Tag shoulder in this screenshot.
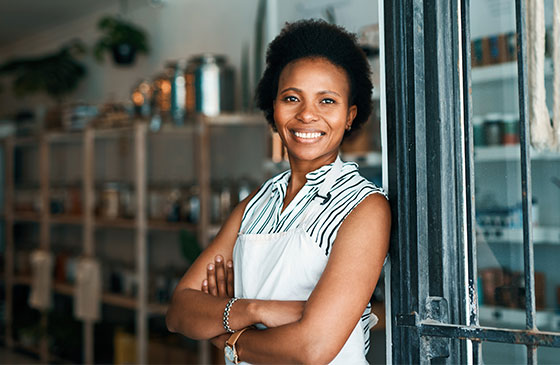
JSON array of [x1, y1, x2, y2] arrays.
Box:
[[347, 191, 391, 224], [333, 162, 390, 243], [335, 161, 387, 197], [335, 191, 391, 256]]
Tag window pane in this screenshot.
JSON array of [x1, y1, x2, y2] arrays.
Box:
[[470, 0, 560, 332], [482, 342, 528, 364]]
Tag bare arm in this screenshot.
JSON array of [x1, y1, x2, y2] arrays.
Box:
[[231, 193, 391, 364], [166, 191, 261, 339], [166, 189, 307, 340]]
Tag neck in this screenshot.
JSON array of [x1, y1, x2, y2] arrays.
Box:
[[286, 152, 338, 195]]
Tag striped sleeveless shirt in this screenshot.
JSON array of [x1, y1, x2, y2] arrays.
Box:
[[238, 158, 387, 354]]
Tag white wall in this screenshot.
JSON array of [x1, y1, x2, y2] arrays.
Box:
[[0, 0, 378, 117], [0, 0, 259, 114]]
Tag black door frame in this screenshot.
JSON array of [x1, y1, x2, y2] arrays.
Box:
[[383, 0, 560, 363]]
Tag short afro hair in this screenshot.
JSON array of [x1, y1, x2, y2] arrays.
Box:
[[255, 19, 373, 138]]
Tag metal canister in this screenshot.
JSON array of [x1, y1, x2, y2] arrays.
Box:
[[100, 183, 120, 218], [151, 64, 174, 121], [169, 59, 189, 125], [185, 54, 235, 117], [131, 79, 153, 118], [501, 114, 519, 145], [483, 114, 503, 146]]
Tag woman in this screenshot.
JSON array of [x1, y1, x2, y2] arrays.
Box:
[[166, 19, 391, 364]]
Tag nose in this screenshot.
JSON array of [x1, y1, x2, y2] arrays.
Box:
[[296, 102, 319, 123]]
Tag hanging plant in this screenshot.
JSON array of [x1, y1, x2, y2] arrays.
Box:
[[94, 16, 149, 65], [0, 40, 87, 102]]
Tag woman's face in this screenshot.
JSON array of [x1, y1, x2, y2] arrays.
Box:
[[273, 57, 357, 166]]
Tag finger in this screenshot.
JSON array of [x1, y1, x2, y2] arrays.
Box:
[[201, 279, 209, 293], [207, 263, 218, 296], [226, 260, 234, 297], [214, 255, 227, 297]]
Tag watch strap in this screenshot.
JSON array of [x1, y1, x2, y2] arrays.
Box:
[[226, 326, 251, 347]]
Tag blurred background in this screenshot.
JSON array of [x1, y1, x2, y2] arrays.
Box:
[[2, 0, 560, 364], [0, 0, 385, 364]]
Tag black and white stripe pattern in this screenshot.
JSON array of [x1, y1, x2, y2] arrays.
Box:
[[240, 159, 387, 255], [239, 160, 386, 354]]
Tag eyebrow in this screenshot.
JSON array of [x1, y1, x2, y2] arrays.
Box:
[[279, 87, 342, 97]]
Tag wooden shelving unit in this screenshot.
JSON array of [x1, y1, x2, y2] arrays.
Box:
[[1, 114, 268, 364]]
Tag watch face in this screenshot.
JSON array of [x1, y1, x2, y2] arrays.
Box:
[[225, 345, 237, 363]]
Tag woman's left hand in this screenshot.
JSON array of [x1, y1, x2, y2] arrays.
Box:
[[202, 254, 234, 297]]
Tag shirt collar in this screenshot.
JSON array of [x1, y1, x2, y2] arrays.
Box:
[[272, 155, 345, 191]]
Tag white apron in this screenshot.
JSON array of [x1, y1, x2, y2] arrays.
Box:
[[230, 158, 369, 364]]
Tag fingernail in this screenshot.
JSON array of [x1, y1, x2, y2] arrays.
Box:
[[208, 263, 214, 270], [202, 279, 208, 286], [227, 261, 233, 268], [215, 255, 223, 263]]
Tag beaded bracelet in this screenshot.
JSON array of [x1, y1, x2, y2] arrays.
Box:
[[223, 297, 239, 333]]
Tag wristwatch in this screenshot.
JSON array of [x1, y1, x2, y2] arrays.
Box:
[[224, 327, 251, 364]]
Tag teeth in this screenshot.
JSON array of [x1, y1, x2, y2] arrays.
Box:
[[294, 131, 322, 139]]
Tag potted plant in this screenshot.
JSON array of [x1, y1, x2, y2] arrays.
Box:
[[0, 40, 87, 101], [94, 16, 149, 65]]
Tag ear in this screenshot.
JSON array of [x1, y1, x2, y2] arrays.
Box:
[[346, 105, 357, 130]]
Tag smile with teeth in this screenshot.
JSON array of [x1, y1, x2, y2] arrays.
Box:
[[293, 131, 325, 139]]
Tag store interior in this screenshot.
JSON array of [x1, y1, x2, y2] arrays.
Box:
[[0, 0, 559, 364], [0, 0, 384, 364]]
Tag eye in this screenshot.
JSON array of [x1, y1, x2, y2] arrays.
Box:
[[283, 95, 299, 102], [320, 98, 336, 104]]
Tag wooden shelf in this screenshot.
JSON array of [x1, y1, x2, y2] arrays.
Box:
[[474, 145, 560, 163], [471, 59, 553, 84], [102, 292, 138, 310], [148, 302, 169, 316], [95, 217, 136, 229], [95, 217, 197, 232], [53, 282, 74, 296], [10, 213, 197, 232], [46, 132, 83, 143], [203, 113, 266, 126], [148, 220, 197, 232], [13, 212, 41, 222], [11, 276, 147, 312], [50, 214, 83, 225], [92, 126, 135, 138], [12, 136, 41, 146], [14, 275, 32, 286], [2, 119, 251, 363]]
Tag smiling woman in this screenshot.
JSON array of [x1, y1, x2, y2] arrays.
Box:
[[166, 19, 391, 364]]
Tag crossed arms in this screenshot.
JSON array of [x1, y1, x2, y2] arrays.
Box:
[[166, 191, 391, 364]]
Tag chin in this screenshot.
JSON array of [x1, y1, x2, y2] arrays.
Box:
[[287, 148, 338, 163]]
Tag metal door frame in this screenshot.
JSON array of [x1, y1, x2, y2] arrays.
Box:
[[383, 0, 560, 363]]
